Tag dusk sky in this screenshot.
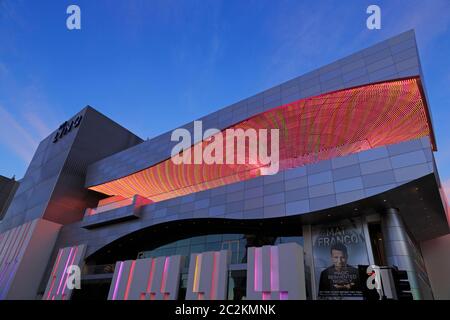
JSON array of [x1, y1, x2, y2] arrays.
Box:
[[1, 0, 449, 200]]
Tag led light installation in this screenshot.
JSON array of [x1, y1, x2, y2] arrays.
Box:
[[89, 77, 433, 203]]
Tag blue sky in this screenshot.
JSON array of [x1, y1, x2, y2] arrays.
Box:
[[0, 0, 449, 198]]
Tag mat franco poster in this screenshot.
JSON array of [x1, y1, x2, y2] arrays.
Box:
[[312, 218, 370, 300]]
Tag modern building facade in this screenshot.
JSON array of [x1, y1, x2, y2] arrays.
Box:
[[0, 30, 449, 300], [0, 175, 19, 220]]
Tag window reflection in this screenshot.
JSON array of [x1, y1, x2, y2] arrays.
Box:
[[137, 233, 304, 301], [138, 233, 304, 268]]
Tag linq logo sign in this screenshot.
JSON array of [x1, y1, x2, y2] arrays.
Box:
[[53, 115, 83, 143]]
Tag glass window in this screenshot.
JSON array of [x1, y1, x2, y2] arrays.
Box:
[[176, 246, 190, 256], [223, 234, 239, 241], [176, 239, 190, 247], [278, 236, 304, 246], [138, 232, 303, 268], [190, 235, 206, 245], [206, 234, 222, 242], [227, 270, 247, 300], [190, 244, 205, 253], [206, 242, 221, 251]]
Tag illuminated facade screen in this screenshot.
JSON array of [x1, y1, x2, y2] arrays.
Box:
[[89, 77, 432, 203]]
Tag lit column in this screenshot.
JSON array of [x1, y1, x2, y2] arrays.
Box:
[[246, 243, 306, 300], [186, 250, 230, 300], [381, 208, 421, 300]]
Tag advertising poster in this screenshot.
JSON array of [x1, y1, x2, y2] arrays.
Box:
[[312, 218, 370, 300]]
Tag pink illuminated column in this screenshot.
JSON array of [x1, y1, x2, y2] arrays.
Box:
[[42, 244, 86, 300], [107, 255, 183, 300], [186, 250, 230, 300], [247, 243, 306, 300]]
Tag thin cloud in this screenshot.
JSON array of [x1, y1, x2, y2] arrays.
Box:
[[172, 1, 224, 115], [442, 179, 450, 221], [0, 105, 37, 163], [262, 0, 450, 87], [443, 179, 450, 202], [0, 0, 27, 49], [389, 0, 450, 48], [0, 62, 7, 77], [262, 2, 355, 87], [23, 112, 52, 138]]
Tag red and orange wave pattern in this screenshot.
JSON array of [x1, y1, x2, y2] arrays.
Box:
[[89, 77, 432, 203]]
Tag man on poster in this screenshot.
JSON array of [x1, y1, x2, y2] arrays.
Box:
[[319, 243, 362, 296]]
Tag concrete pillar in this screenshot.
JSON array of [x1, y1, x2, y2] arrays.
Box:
[[381, 208, 421, 299]]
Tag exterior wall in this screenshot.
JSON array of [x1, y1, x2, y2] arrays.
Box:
[[420, 234, 450, 299], [0, 218, 61, 299], [247, 243, 306, 300], [55, 136, 437, 257], [0, 175, 19, 220], [85, 30, 423, 188]]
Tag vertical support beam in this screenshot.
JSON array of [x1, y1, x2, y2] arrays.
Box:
[[381, 208, 421, 300], [302, 224, 316, 300], [362, 215, 376, 266]]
